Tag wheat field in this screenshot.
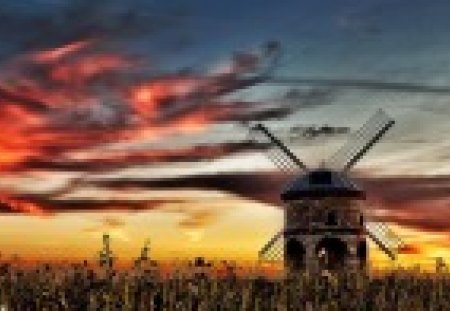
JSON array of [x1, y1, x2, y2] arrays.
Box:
[[0, 261, 449, 310]]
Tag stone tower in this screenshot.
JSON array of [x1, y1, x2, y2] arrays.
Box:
[[254, 109, 404, 273], [281, 169, 367, 273]]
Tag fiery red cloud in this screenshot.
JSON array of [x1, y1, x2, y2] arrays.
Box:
[[0, 40, 283, 214], [0, 193, 48, 216], [0, 41, 213, 169]]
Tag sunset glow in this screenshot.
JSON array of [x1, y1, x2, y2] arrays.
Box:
[[0, 0, 448, 274]]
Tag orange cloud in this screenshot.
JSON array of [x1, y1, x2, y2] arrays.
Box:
[[178, 210, 217, 229], [398, 244, 422, 255]]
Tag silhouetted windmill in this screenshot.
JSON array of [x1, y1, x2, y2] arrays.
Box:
[[134, 238, 156, 268], [134, 238, 148, 265], [250, 109, 403, 273], [99, 233, 114, 269]]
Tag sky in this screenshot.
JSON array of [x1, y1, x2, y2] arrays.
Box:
[[0, 0, 448, 269]]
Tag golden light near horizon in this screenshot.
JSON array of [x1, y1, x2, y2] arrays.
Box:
[[0, 195, 283, 265], [0, 193, 449, 271], [370, 223, 450, 271]]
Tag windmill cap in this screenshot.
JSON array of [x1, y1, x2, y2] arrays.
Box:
[[281, 169, 365, 200]]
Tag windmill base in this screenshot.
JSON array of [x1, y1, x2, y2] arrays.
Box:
[[285, 232, 368, 275]]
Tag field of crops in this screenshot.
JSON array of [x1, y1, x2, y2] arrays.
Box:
[[0, 261, 450, 310]]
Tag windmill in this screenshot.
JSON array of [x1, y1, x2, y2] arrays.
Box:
[[99, 233, 114, 269], [134, 238, 153, 268], [250, 109, 404, 273]]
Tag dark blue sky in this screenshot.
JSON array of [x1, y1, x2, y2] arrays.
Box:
[[2, 0, 450, 77]]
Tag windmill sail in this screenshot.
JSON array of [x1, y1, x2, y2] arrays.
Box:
[[249, 123, 308, 173], [365, 221, 403, 260], [326, 109, 395, 172], [259, 230, 284, 262]]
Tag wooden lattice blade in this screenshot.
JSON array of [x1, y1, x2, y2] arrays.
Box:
[[250, 123, 308, 172], [325, 109, 395, 171], [365, 222, 403, 260]]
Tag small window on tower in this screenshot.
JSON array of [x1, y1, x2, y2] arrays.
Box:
[[309, 171, 332, 184], [326, 210, 338, 226]]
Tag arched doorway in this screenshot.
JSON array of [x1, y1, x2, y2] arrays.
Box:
[[285, 238, 306, 270], [315, 237, 348, 270]]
